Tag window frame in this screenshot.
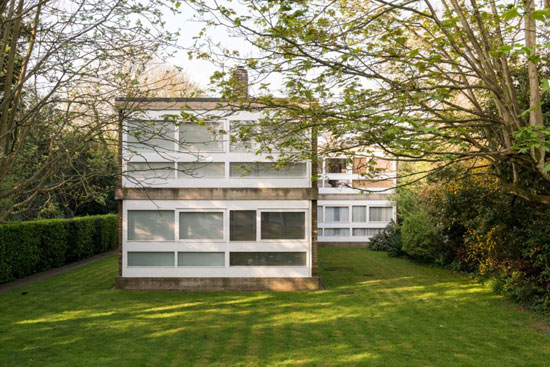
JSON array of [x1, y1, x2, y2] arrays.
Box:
[[177, 120, 225, 153], [177, 251, 226, 267], [126, 251, 176, 267], [126, 209, 176, 242], [259, 210, 307, 241], [369, 206, 394, 222], [324, 206, 350, 223]]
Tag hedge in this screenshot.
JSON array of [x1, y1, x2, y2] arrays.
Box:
[[0, 214, 117, 283]]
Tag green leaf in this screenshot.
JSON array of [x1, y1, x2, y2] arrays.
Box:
[[503, 8, 519, 21]]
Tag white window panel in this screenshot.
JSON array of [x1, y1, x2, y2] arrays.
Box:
[[127, 252, 174, 266], [352, 206, 367, 222], [324, 228, 350, 237], [369, 207, 393, 222], [127, 120, 175, 153], [260, 212, 305, 240], [178, 252, 225, 267], [317, 206, 323, 223], [127, 210, 175, 241], [353, 228, 383, 236], [177, 162, 225, 178], [179, 212, 224, 240], [325, 207, 349, 222], [126, 162, 175, 180], [179, 121, 224, 152]]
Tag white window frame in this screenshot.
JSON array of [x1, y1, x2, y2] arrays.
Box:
[[324, 206, 351, 223], [258, 209, 309, 242], [177, 120, 226, 153], [126, 251, 176, 268], [177, 251, 226, 268], [126, 209, 176, 243]]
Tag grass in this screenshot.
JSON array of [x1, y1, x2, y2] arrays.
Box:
[[0, 248, 549, 366]]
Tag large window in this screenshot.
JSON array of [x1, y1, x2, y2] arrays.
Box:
[[352, 206, 367, 222], [230, 252, 306, 266], [369, 207, 393, 222], [127, 120, 175, 153], [179, 212, 223, 240], [230, 210, 256, 241], [229, 120, 259, 152], [325, 207, 349, 222], [324, 228, 350, 237], [126, 162, 175, 180], [326, 158, 348, 174], [127, 252, 174, 266], [127, 210, 175, 241], [230, 162, 307, 178], [261, 212, 305, 240], [179, 121, 223, 152], [178, 252, 225, 267], [178, 162, 225, 178]]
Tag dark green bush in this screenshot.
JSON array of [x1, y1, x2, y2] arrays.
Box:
[[0, 214, 117, 283], [367, 221, 403, 257]]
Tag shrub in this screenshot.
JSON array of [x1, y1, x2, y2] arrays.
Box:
[[401, 209, 442, 262], [367, 221, 403, 257], [0, 214, 117, 283]]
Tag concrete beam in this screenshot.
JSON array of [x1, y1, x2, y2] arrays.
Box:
[[116, 188, 317, 200]]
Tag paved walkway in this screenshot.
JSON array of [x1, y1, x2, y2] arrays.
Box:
[[0, 250, 117, 294]]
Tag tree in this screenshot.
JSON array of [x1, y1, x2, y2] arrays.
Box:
[[187, 0, 550, 203], [0, 0, 182, 220]]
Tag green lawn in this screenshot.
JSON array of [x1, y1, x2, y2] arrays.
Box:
[[1, 248, 549, 366]]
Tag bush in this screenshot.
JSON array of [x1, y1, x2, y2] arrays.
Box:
[[367, 221, 403, 257], [0, 214, 117, 283], [401, 209, 442, 262]]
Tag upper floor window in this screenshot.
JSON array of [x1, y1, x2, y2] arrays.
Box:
[[326, 158, 348, 174], [179, 121, 224, 152], [230, 162, 307, 178], [127, 210, 175, 241], [127, 120, 175, 153], [369, 207, 393, 221], [126, 162, 175, 180], [177, 162, 225, 178]]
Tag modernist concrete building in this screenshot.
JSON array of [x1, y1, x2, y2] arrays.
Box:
[[317, 154, 397, 247], [114, 68, 320, 291]]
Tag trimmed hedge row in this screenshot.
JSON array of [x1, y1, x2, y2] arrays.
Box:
[[0, 214, 117, 283]]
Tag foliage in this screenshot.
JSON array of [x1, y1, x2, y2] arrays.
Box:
[[189, 0, 550, 204], [401, 209, 443, 263], [1, 250, 549, 366], [0, 215, 117, 283], [367, 221, 403, 257]]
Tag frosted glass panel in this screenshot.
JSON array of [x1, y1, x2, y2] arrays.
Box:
[[127, 210, 175, 241], [178, 252, 225, 266], [324, 228, 350, 237], [178, 162, 225, 178], [369, 207, 393, 221], [179, 121, 223, 152], [179, 212, 223, 240], [317, 206, 323, 223], [230, 120, 259, 152], [353, 228, 383, 236], [230, 210, 256, 241], [230, 162, 306, 177], [127, 252, 174, 266], [325, 207, 349, 222], [126, 162, 175, 180], [261, 212, 305, 240], [352, 206, 367, 222], [127, 120, 175, 152], [230, 252, 306, 266]]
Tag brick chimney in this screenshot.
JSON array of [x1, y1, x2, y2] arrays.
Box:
[[232, 66, 248, 98]]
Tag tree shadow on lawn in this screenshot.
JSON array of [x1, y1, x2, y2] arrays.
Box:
[[1, 253, 549, 366]]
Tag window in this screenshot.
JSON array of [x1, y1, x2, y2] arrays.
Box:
[[178, 162, 225, 178], [229, 120, 259, 152], [317, 206, 323, 223], [324, 228, 350, 237], [179, 212, 223, 240], [126, 162, 175, 180], [261, 212, 305, 240], [353, 157, 368, 174], [178, 252, 225, 267], [352, 206, 367, 222], [326, 158, 348, 173], [230, 162, 307, 178], [369, 207, 393, 222], [353, 228, 383, 236], [127, 120, 175, 152], [230, 210, 256, 241], [127, 210, 175, 241], [318, 228, 323, 236], [230, 252, 306, 266], [127, 252, 174, 266], [325, 207, 349, 222], [179, 121, 223, 152]]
